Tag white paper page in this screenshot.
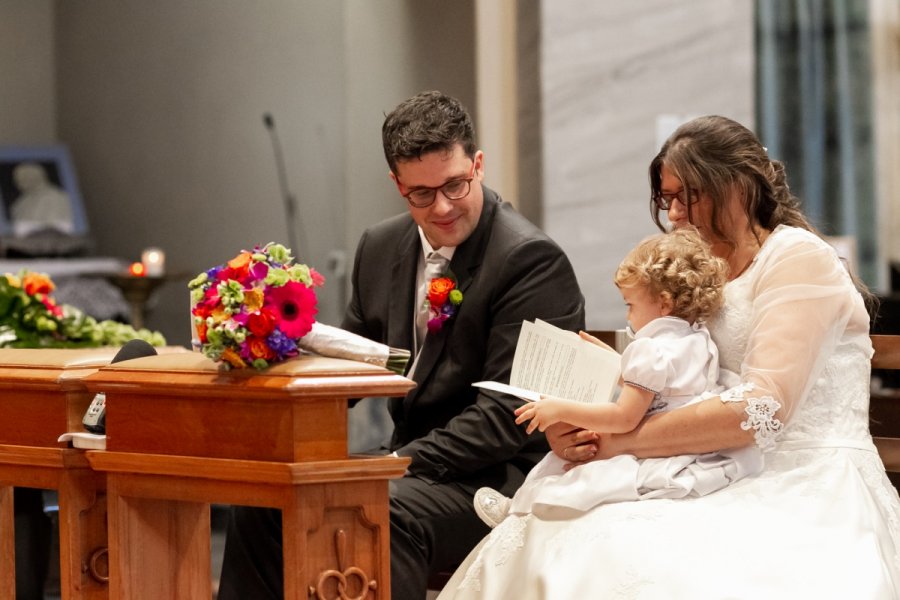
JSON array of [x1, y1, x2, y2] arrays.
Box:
[[510, 319, 620, 403]]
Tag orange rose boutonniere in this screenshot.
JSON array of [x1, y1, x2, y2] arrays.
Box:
[[425, 273, 463, 334]]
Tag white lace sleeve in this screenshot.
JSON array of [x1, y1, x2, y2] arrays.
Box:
[[718, 382, 783, 451], [727, 229, 869, 443]]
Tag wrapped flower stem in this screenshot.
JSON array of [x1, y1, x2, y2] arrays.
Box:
[[297, 322, 410, 375]]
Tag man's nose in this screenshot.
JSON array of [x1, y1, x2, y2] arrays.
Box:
[[430, 190, 454, 214]]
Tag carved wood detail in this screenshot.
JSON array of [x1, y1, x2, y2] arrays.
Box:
[[309, 529, 377, 600]]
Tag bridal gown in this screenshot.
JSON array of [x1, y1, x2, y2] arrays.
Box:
[[439, 226, 900, 599]]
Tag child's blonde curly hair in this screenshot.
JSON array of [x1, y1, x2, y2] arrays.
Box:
[[614, 227, 728, 324]]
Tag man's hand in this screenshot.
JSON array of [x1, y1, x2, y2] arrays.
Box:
[[544, 422, 599, 463]]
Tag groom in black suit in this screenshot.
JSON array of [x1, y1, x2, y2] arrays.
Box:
[[218, 90, 584, 599]]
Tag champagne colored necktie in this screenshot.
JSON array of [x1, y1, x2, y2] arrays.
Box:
[[416, 252, 449, 350]]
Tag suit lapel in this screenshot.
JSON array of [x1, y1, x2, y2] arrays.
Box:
[[449, 191, 498, 296], [388, 224, 420, 360]]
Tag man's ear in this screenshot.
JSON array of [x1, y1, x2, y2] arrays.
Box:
[[389, 170, 403, 195]]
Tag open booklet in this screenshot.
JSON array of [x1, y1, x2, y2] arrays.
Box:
[[474, 319, 622, 404]]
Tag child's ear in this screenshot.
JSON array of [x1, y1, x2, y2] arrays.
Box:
[[659, 292, 675, 316]]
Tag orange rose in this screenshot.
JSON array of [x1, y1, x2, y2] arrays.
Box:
[[428, 277, 455, 307], [23, 273, 55, 296], [247, 336, 276, 360]]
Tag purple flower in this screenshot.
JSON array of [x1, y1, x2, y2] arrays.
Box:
[[267, 329, 298, 358], [250, 261, 269, 280], [427, 315, 448, 334]]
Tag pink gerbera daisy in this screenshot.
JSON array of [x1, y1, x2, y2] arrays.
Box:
[[264, 281, 317, 339]]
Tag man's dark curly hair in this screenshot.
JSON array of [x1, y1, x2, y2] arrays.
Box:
[[382, 91, 477, 174]]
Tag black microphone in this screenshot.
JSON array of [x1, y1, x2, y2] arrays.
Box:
[[82, 339, 158, 434], [263, 112, 301, 256], [111, 338, 159, 364]]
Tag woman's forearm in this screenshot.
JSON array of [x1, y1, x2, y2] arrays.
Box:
[[600, 398, 755, 459]]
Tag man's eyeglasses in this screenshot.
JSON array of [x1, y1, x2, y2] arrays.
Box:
[[653, 188, 700, 211], [399, 163, 476, 208]]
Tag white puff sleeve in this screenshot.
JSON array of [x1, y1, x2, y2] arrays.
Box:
[[621, 337, 671, 396]]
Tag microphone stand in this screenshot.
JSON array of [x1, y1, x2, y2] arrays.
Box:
[[263, 113, 301, 257]]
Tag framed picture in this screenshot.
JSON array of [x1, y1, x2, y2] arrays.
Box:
[[0, 145, 89, 238]]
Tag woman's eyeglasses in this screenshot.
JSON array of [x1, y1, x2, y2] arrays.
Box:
[[653, 188, 700, 211]]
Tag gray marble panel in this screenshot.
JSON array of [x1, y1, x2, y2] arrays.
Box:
[[540, 0, 754, 329]]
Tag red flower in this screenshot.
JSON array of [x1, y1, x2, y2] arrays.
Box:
[[40, 296, 63, 317], [228, 251, 252, 272], [309, 268, 326, 287], [196, 321, 208, 343], [265, 281, 317, 339], [247, 308, 277, 337]]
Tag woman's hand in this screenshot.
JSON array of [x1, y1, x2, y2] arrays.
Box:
[[545, 422, 599, 463]]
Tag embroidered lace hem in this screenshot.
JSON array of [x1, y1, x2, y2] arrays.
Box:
[[715, 382, 783, 451]]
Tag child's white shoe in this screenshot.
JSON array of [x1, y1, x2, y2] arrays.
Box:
[[474, 487, 511, 528]]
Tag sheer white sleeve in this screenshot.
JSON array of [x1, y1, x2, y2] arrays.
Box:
[[718, 229, 869, 450]]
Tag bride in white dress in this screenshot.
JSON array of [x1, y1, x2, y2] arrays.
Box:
[[438, 115, 900, 599]]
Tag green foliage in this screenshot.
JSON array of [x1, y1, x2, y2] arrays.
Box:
[[0, 273, 166, 349]]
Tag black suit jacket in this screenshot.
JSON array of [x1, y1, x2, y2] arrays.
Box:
[[342, 187, 585, 490]]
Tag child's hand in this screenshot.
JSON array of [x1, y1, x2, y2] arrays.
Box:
[[514, 396, 568, 434], [578, 330, 616, 352]]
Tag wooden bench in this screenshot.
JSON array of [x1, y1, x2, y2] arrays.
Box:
[[869, 334, 900, 479]]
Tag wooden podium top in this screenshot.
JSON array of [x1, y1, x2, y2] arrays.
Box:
[[0, 347, 120, 389], [84, 352, 414, 400], [85, 352, 415, 461], [0, 347, 120, 367], [0, 347, 123, 446]]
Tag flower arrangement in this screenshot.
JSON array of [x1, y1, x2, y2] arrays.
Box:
[[425, 274, 463, 334], [0, 272, 166, 348], [189, 242, 325, 370]]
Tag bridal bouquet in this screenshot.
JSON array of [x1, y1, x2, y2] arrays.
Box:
[[0, 271, 166, 348], [189, 243, 409, 373]]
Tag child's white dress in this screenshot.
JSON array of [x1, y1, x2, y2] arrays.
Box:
[[508, 316, 762, 517]]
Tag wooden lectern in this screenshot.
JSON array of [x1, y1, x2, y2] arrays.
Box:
[[84, 352, 414, 599], [0, 348, 121, 600]]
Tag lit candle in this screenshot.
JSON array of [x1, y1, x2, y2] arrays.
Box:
[[129, 262, 146, 277], [141, 248, 166, 277]]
